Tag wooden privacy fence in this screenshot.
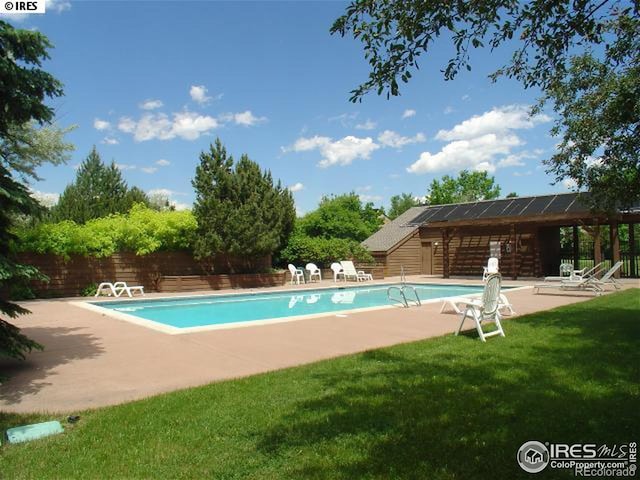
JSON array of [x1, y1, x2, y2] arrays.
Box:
[[17, 252, 271, 297]]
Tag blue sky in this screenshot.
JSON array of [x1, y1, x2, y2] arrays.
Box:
[[5, 1, 570, 214]]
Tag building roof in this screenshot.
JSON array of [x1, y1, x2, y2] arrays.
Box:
[[362, 206, 424, 253], [363, 192, 640, 253]]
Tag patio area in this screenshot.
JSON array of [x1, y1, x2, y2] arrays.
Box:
[[1, 277, 637, 413]]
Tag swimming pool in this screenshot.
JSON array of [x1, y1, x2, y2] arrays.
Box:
[[86, 283, 494, 333]]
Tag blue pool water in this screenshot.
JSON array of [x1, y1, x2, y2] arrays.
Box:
[[93, 283, 490, 330]]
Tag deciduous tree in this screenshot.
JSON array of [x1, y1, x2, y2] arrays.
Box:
[[427, 170, 501, 205], [331, 1, 639, 210], [388, 193, 420, 220]]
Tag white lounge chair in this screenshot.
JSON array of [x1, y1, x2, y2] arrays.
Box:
[[441, 292, 515, 316], [590, 261, 624, 290], [544, 263, 575, 282], [544, 262, 604, 282], [482, 257, 499, 281], [331, 262, 345, 282], [305, 263, 322, 282], [455, 273, 505, 342], [340, 261, 373, 282], [288, 264, 305, 285], [95, 282, 124, 297], [114, 282, 145, 297], [534, 275, 602, 295], [95, 282, 144, 298]]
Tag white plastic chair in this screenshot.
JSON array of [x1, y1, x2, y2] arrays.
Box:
[[288, 264, 305, 285], [305, 263, 322, 282], [455, 273, 505, 342], [482, 257, 499, 282], [441, 292, 515, 316], [331, 262, 345, 282]]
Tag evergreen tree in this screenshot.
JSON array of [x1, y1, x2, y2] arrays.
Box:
[[0, 21, 71, 363], [52, 147, 147, 222], [192, 139, 295, 270]]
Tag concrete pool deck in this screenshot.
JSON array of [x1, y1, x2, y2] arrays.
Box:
[[1, 276, 638, 413]]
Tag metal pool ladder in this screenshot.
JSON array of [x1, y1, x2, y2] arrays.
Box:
[[387, 266, 421, 308]]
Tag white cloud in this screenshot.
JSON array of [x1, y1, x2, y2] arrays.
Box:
[[513, 170, 533, 177], [286, 135, 379, 168], [377, 130, 426, 149], [435, 105, 551, 141], [30, 190, 59, 208], [140, 167, 158, 174], [190, 85, 211, 104], [328, 112, 358, 128], [407, 133, 522, 174], [156, 159, 171, 166], [94, 118, 111, 131], [355, 119, 377, 130], [360, 194, 383, 202], [288, 182, 304, 192], [562, 178, 578, 190], [101, 137, 119, 145], [356, 185, 372, 192], [402, 109, 416, 119], [461, 94, 470, 101], [389, 173, 401, 179], [115, 163, 136, 171], [139, 99, 163, 110], [443, 106, 455, 115], [223, 110, 267, 127], [408, 105, 551, 174], [118, 111, 218, 141]]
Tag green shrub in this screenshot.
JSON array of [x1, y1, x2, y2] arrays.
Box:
[[280, 234, 374, 267], [13, 204, 197, 258], [80, 283, 98, 297]]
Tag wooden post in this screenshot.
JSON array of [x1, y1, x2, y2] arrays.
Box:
[[572, 225, 580, 271], [442, 228, 450, 279], [510, 224, 517, 280], [610, 221, 621, 278], [630, 223, 637, 278], [593, 223, 602, 267]]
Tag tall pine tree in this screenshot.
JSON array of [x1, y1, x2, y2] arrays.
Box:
[[192, 139, 295, 271], [53, 147, 149, 223], [1, 21, 70, 363]]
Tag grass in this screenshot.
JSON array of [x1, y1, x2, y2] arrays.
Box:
[[1, 289, 638, 479]]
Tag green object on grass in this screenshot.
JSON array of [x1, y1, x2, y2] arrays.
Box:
[[6, 421, 64, 444]]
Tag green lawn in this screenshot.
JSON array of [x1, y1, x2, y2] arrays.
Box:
[[1, 290, 638, 479]]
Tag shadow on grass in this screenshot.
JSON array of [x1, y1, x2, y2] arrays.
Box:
[[257, 297, 639, 479], [0, 326, 104, 408]]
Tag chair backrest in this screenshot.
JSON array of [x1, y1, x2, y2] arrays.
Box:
[[481, 273, 502, 317], [305, 263, 318, 272], [559, 263, 573, 276], [487, 257, 499, 273], [600, 261, 623, 281], [288, 264, 297, 275], [581, 262, 605, 279], [330, 262, 343, 274], [340, 260, 357, 274]]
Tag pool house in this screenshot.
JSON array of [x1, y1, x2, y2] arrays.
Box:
[[363, 193, 640, 279]]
